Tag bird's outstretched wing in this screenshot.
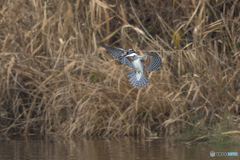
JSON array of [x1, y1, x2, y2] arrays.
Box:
[[103, 45, 124, 61], [141, 53, 162, 72], [103, 45, 134, 68]]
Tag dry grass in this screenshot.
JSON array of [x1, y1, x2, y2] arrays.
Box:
[[0, 0, 240, 138]]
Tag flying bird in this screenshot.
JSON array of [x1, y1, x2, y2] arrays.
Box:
[[103, 45, 161, 88]]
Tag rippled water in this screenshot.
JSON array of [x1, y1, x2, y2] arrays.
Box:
[[0, 136, 239, 160]]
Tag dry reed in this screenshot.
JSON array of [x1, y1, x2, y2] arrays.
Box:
[[0, 0, 239, 138]]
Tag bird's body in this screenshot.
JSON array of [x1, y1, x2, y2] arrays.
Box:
[[131, 57, 144, 76], [103, 45, 161, 88], [126, 53, 144, 75]]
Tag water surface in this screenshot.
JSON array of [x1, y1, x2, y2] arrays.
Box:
[[0, 136, 239, 160]]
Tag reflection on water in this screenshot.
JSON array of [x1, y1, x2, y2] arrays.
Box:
[[0, 136, 239, 160]]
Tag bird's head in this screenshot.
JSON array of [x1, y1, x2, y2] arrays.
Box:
[[125, 53, 138, 59], [126, 49, 135, 54]]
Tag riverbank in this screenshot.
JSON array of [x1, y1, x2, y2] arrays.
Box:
[[0, 0, 239, 140]]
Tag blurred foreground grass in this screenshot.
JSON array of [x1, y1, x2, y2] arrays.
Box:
[[0, 0, 239, 139]]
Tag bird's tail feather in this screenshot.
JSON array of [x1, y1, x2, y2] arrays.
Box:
[[127, 70, 148, 88]]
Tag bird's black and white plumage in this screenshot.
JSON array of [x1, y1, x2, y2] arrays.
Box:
[[103, 45, 135, 68], [103, 45, 162, 88]]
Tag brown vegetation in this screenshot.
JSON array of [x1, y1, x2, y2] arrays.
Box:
[[0, 0, 240, 138]]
